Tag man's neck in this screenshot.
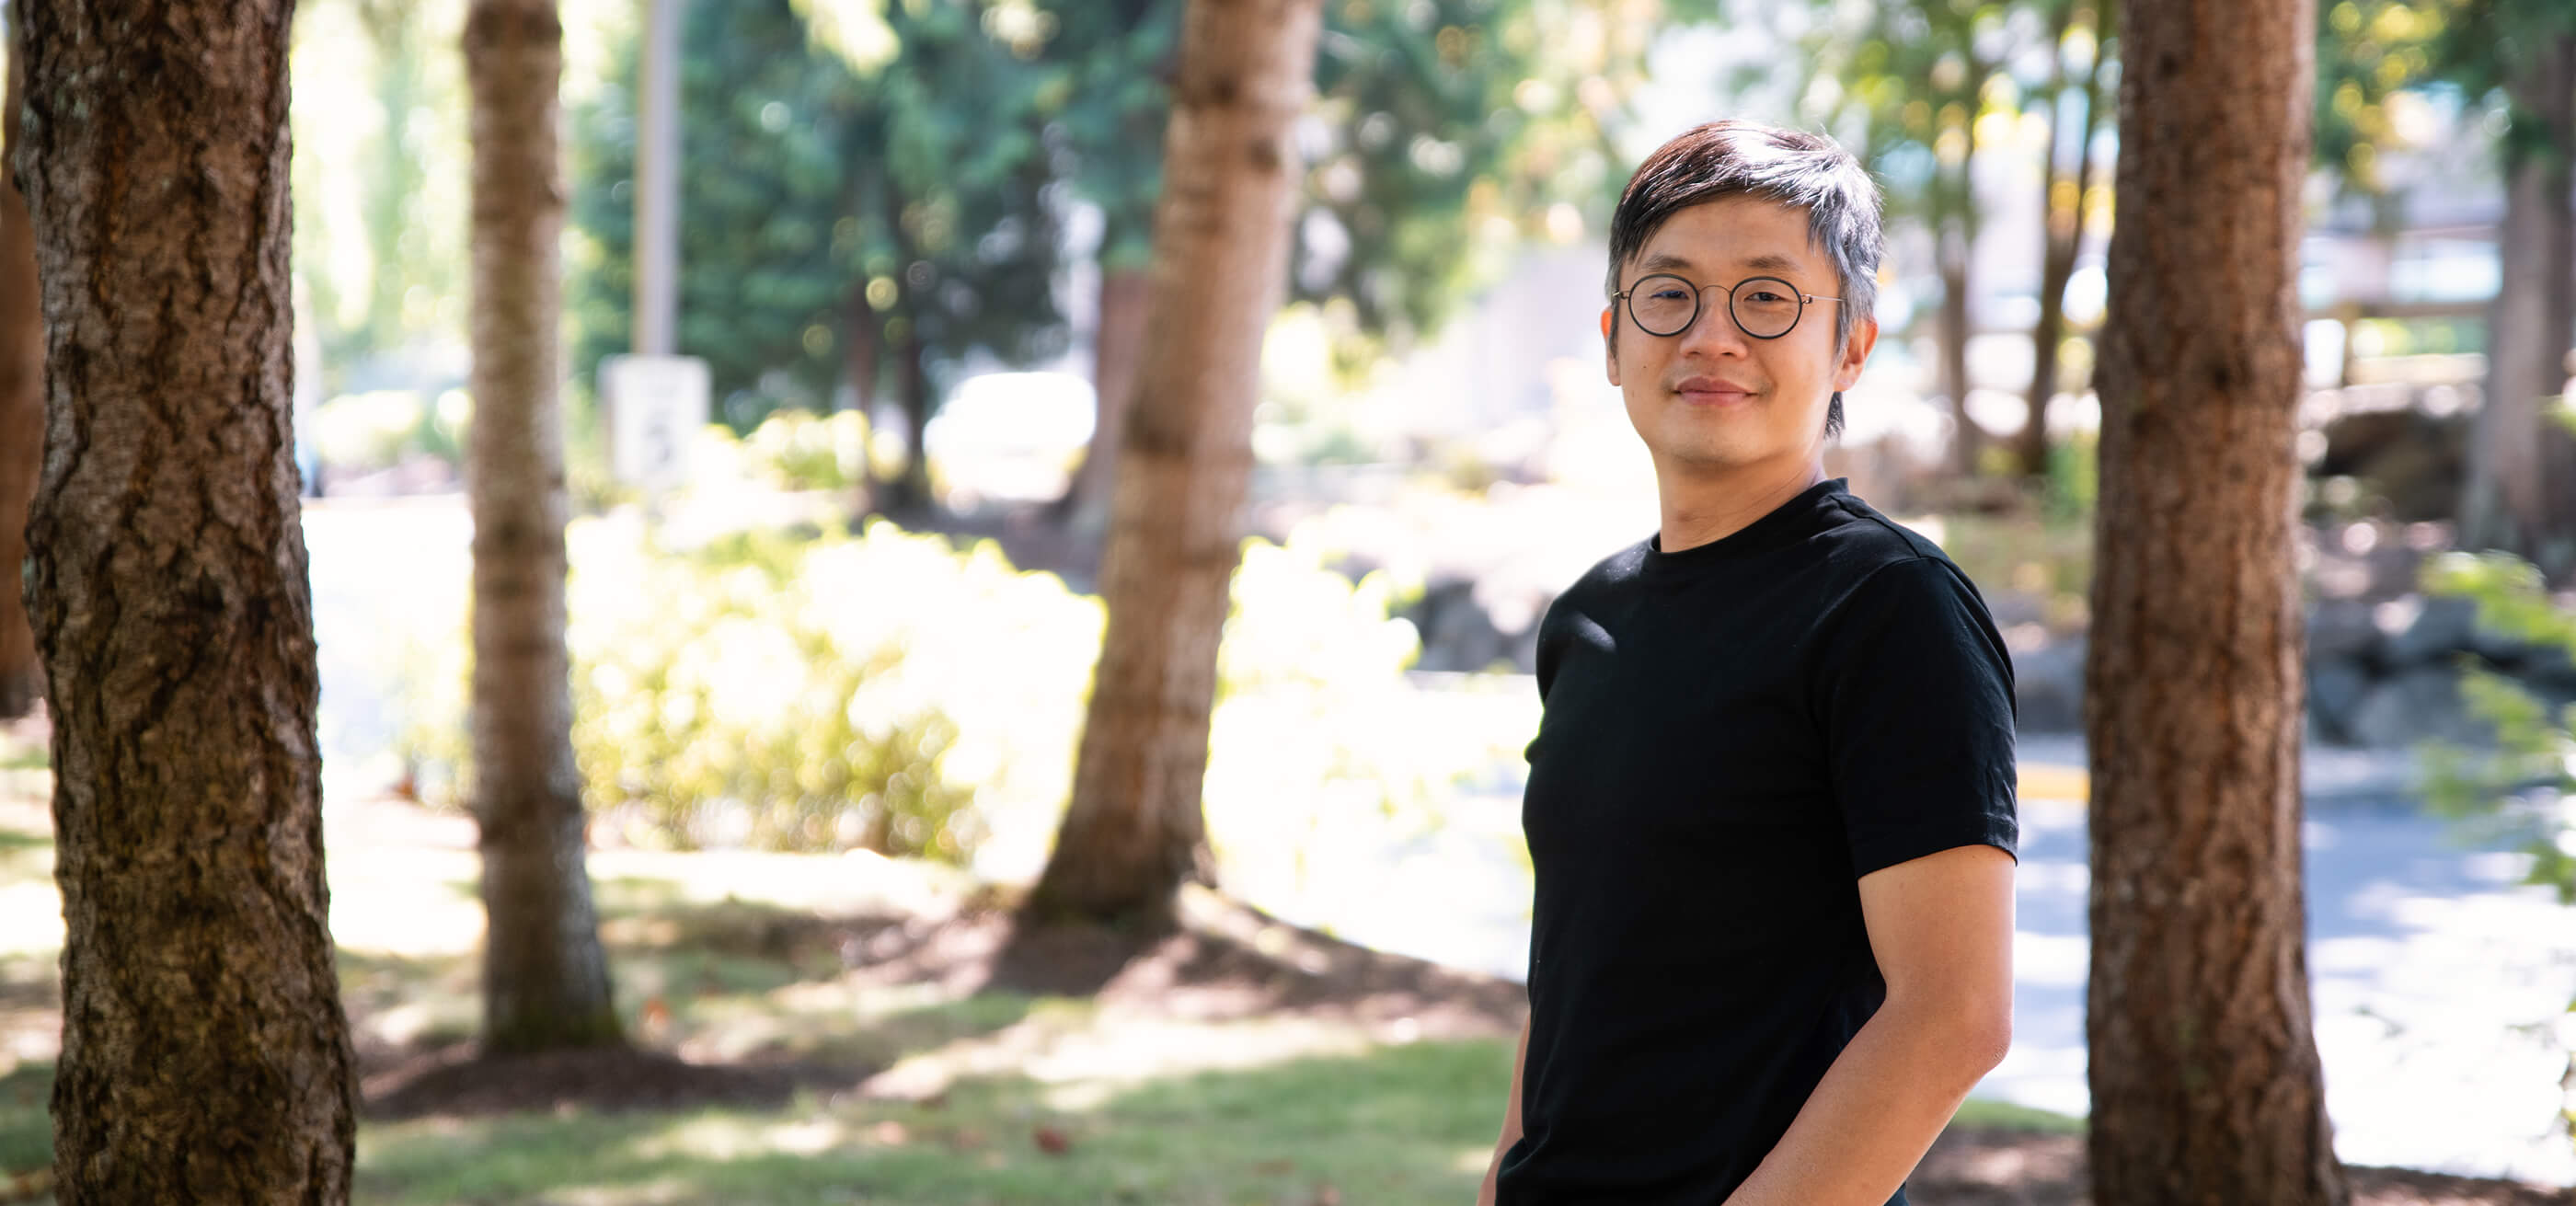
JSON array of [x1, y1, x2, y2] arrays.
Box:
[[1653, 459, 1828, 554]]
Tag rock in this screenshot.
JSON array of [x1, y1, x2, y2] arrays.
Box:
[[2012, 637, 2086, 734], [2312, 407, 2467, 523], [1408, 578, 1535, 673], [2517, 641, 2576, 693], [2306, 658, 2370, 745], [2306, 598, 2384, 664], [2386, 594, 2478, 666], [2345, 665, 2494, 750]]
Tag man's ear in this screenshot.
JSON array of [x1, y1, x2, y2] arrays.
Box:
[[1601, 307, 1620, 386], [1833, 316, 1880, 392]]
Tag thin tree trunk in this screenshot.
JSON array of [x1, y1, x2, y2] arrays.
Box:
[[466, 0, 622, 1054], [1938, 221, 1978, 476], [884, 322, 933, 513], [18, 2, 358, 1199], [0, 24, 43, 719], [1052, 262, 1152, 532], [842, 276, 879, 509], [2462, 32, 2575, 567], [2083, 0, 2345, 1201], [2020, 2, 2104, 481], [1022, 0, 1325, 929]]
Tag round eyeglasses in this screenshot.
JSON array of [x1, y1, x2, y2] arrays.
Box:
[[1612, 273, 1843, 340]]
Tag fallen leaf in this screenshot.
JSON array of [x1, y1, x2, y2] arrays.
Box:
[[1034, 1124, 1071, 1155]]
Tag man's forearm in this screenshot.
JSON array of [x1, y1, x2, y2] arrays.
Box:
[[1722, 1001, 2007, 1206]]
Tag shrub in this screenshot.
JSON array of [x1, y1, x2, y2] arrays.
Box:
[[392, 516, 1528, 877], [2418, 552, 2576, 903], [397, 519, 1101, 865]]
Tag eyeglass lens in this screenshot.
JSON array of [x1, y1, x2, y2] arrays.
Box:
[[1627, 274, 1803, 339]]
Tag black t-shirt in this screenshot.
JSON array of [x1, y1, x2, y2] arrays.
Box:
[[1496, 477, 2018, 1206]]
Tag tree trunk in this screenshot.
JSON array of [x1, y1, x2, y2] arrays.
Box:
[[2460, 32, 2575, 566], [1052, 263, 1152, 533], [842, 277, 879, 509], [17, 3, 359, 1200], [2083, 0, 2346, 1202], [881, 322, 933, 514], [1938, 223, 1978, 476], [0, 24, 44, 719], [1022, 0, 1324, 929], [466, 0, 622, 1054]]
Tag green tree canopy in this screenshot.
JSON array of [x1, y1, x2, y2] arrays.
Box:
[[570, 0, 1065, 431]]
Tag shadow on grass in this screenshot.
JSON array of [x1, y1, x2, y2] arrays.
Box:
[[356, 1037, 1514, 1206]]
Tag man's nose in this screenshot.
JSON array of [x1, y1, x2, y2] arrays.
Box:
[[1674, 287, 1749, 357]]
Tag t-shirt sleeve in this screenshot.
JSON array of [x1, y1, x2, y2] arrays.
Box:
[[1814, 556, 2020, 877]]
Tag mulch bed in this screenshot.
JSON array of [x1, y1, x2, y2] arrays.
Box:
[[362, 1045, 865, 1120]]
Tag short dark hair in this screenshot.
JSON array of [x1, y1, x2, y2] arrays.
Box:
[[1606, 121, 1883, 439]]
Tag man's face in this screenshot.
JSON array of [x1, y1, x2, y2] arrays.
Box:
[[1604, 195, 1876, 477]]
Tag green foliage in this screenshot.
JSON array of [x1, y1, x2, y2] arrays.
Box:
[[290, 0, 475, 384], [2419, 552, 2576, 904], [1033, 0, 1642, 373], [569, 0, 1066, 431], [2317, 0, 2576, 197], [1778, 1, 2048, 233], [2041, 428, 2098, 521], [725, 408, 877, 492]]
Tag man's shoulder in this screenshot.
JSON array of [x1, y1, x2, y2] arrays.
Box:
[[1558, 537, 1656, 602], [1812, 489, 1954, 576]]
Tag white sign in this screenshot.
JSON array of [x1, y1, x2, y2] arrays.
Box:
[[602, 353, 709, 496]]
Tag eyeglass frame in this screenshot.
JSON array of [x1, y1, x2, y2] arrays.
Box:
[[1610, 272, 1845, 341]]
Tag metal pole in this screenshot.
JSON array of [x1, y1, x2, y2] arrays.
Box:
[[633, 0, 680, 356]]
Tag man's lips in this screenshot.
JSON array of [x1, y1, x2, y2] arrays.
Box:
[[1673, 378, 1756, 403]]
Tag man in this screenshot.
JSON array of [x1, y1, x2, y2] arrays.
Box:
[[1478, 120, 2018, 1206]]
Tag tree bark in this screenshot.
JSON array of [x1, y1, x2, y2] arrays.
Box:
[[17, 2, 359, 1200], [466, 0, 622, 1054], [1022, 0, 1324, 928], [1052, 262, 1152, 533], [2459, 32, 2575, 567], [0, 22, 44, 719], [2083, 0, 2346, 1202]]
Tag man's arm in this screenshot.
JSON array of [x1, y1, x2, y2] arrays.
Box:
[[1724, 843, 2016, 1206], [1476, 1017, 1531, 1205]]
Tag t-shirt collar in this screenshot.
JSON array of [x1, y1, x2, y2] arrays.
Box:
[[1643, 477, 1850, 576]]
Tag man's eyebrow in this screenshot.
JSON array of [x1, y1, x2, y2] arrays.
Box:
[[1634, 250, 1808, 276]]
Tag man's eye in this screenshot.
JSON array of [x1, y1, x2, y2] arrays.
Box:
[[1743, 290, 1791, 304], [1649, 288, 1693, 302]]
